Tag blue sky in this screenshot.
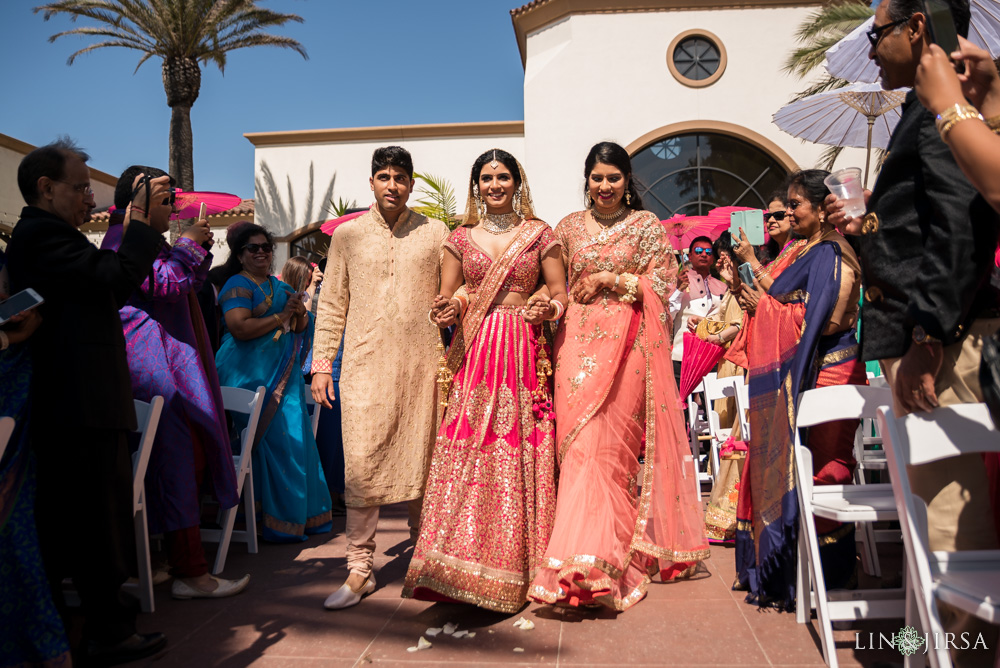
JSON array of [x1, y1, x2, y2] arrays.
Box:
[[0, 1, 527, 198]]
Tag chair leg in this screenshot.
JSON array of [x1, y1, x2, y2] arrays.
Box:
[[245, 464, 258, 555], [796, 528, 809, 624], [806, 518, 839, 667], [135, 497, 154, 613], [857, 521, 875, 577], [212, 505, 237, 576]]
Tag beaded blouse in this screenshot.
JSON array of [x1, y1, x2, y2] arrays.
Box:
[[443, 224, 560, 295]]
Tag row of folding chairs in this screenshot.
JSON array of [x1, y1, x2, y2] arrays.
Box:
[[794, 383, 1000, 668], [686, 372, 750, 496]]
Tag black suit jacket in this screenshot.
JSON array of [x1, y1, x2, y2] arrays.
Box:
[[7, 206, 164, 432], [859, 91, 1000, 362]]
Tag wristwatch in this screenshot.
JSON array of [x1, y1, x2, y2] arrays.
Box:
[[912, 325, 941, 346]]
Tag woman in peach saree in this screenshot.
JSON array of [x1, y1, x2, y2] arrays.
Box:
[[529, 142, 710, 612]]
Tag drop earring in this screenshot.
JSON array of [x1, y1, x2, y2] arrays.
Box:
[[626, 191, 631, 206], [473, 184, 485, 220], [513, 185, 523, 216]]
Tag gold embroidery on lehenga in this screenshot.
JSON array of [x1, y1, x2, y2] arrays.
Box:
[[492, 384, 516, 438]]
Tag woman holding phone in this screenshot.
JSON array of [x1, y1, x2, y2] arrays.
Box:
[[732, 170, 866, 609], [215, 224, 333, 543]]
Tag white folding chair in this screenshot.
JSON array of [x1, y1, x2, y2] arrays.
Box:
[[879, 403, 1000, 668], [0, 416, 15, 463], [793, 384, 903, 668], [702, 374, 744, 484], [201, 385, 266, 575], [121, 396, 164, 613], [687, 377, 712, 495], [732, 377, 751, 441]]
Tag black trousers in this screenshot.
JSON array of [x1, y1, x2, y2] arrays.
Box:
[[32, 425, 138, 644]]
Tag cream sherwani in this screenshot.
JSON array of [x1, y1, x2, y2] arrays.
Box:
[[312, 204, 448, 509]]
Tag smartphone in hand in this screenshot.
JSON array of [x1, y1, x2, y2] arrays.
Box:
[[923, 0, 964, 71], [0, 288, 44, 325], [737, 262, 755, 286]]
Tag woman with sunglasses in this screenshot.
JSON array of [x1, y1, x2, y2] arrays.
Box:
[[731, 190, 799, 293], [732, 171, 866, 610], [215, 223, 333, 543]]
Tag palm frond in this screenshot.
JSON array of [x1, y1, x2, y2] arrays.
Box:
[[783, 0, 873, 77], [412, 172, 459, 229], [790, 74, 851, 103], [817, 145, 844, 171], [326, 197, 358, 219]]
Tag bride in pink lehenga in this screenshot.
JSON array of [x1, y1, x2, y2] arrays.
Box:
[[401, 149, 568, 613], [529, 142, 710, 612]]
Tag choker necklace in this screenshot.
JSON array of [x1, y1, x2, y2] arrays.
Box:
[[242, 270, 273, 308], [592, 204, 627, 222], [481, 212, 520, 235]]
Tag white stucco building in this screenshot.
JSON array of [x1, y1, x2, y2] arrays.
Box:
[[248, 0, 867, 264]]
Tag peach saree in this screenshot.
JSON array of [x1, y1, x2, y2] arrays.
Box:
[[529, 210, 710, 611]]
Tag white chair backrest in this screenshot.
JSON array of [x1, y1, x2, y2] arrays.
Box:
[[131, 396, 164, 504], [882, 402, 1000, 467], [703, 374, 739, 403], [796, 384, 893, 429], [867, 375, 889, 389], [0, 416, 14, 464], [220, 386, 267, 495]]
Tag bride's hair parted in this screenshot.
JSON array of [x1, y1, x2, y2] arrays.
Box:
[[583, 142, 644, 211], [469, 148, 522, 192]]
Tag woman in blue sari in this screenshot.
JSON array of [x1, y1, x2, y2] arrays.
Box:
[[215, 224, 333, 543], [0, 249, 70, 667], [733, 170, 866, 610]]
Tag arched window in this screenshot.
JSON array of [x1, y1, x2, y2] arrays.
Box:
[[289, 227, 330, 265], [631, 132, 789, 219]]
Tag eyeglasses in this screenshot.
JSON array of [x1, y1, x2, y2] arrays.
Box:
[[55, 180, 94, 197], [243, 243, 274, 254], [691, 247, 714, 255], [764, 211, 786, 222], [867, 17, 909, 48]]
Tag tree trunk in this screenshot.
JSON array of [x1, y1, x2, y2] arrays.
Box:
[[162, 56, 201, 192], [168, 105, 194, 192]]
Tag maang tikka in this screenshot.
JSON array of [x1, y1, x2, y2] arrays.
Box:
[[490, 150, 499, 169]]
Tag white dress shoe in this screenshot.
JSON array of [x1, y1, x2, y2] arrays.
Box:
[[171, 574, 251, 599], [324, 574, 376, 609]]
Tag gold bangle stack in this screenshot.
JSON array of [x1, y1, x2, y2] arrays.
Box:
[[935, 103, 984, 141], [986, 115, 1000, 135], [619, 273, 639, 304]]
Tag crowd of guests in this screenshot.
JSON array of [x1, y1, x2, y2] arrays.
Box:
[[2, 0, 1000, 664]]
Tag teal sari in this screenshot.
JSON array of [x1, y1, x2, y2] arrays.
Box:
[[216, 274, 332, 543]]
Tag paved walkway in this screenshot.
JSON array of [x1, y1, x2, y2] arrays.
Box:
[[132, 503, 906, 667]]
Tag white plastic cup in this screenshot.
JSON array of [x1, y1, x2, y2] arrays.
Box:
[[824, 168, 866, 219]]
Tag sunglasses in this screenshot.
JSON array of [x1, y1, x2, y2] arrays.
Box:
[[764, 211, 786, 222], [243, 243, 274, 254], [867, 17, 909, 48], [691, 247, 714, 255]]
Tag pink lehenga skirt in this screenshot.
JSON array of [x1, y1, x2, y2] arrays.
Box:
[[402, 305, 557, 613]]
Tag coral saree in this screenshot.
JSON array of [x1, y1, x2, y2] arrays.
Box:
[[733, 231, 865, 610], [529, 210, 709, 612], [402, 220, 559, 613]]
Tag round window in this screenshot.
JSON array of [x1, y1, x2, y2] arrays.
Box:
[[667, 30, 727, 88]]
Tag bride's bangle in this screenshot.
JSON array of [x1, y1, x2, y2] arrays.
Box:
[[547, 300, 565, 321]]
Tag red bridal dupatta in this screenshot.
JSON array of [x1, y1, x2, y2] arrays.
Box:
[[403, 218, 559, 613], [529, 210, 709, 611]]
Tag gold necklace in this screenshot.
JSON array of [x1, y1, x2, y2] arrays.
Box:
[[481, 212, 520, 235], [592, 211, 633, 243], [592, 204, 626, 222], [242, 271, 273, 309]]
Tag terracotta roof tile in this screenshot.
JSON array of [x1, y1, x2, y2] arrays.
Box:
[[86, 198, 254, 224]]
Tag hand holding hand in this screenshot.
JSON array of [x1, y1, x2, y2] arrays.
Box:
[[523, 295, 551, 325], [571, 271, 614, 304], [431, 294, 457, 327]]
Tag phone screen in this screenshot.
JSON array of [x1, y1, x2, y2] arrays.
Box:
[[0, 289, 44, 324], [924, 0, 960, 55]]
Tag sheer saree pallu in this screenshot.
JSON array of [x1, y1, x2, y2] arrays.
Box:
[[403, 221, 557, 613], [734, 240, 863, 610], [216, 275, 333, 543], [529, 211, 709, 612]]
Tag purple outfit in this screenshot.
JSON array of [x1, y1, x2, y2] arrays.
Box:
[[102, 224, 238, 534]]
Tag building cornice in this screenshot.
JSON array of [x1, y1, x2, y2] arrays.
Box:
[[0, 132, 118, 186], [509, 0, 827, 67], [245, 121, 525, 147]]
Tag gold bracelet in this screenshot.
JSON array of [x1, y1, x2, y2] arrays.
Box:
[[986, 115, 1000, 134], [936, 103, 984, 141], [619, 273, 639, 304]]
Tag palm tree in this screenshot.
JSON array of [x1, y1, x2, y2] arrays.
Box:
[[35, 0, 307, 191], [783, 0, 874, 168], [412, 172, 461, 229]]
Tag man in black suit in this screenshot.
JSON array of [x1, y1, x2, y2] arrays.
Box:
[[828, 1, 1000, 662], [7, 139, 171, 664]]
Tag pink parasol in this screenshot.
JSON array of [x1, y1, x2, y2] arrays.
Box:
[[171, 190, 242, 220], [679, 332, 725, 400], [661, 213, 729, 253], [320, 210, 366, 235]]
